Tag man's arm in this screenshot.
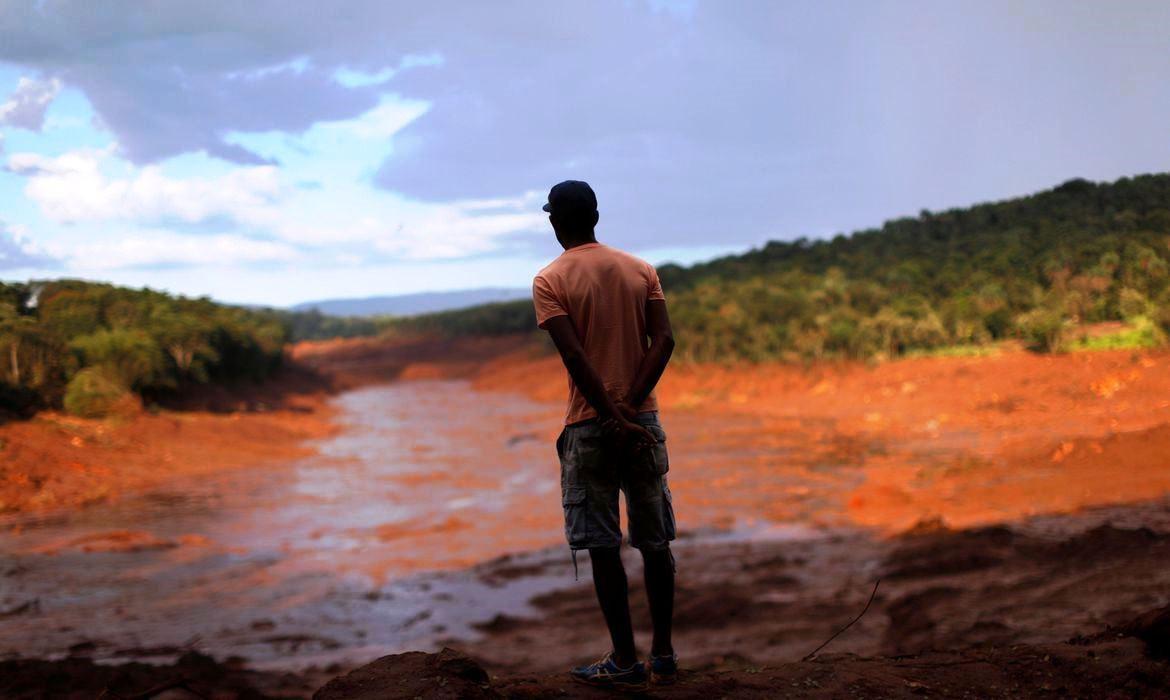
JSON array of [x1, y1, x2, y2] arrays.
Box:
[[542, 315, 654, 448], [621, 298, 675, 410]]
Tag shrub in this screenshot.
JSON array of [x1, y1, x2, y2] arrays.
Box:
[[1154, 303, 1170, 338], [63, 367, 139, 418], [1118, 288, 1150, 319], [1070, 317, 1164, 351], [1014, 306, 1070, 353], [70, 329, 171, 391]]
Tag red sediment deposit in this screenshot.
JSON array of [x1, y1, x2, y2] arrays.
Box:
[[467, 337, 1170, 532], [0, 363, 339, 516], [15, 334, 1170, 532], [5, 333, 1170, 698]]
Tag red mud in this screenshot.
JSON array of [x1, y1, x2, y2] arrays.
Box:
[[4, 334, 1170, 697], [300, 334, 1170, 534], [7, 503, 1169, 697], [0, 364, 339, 515], [10, 332, 1169, 534]]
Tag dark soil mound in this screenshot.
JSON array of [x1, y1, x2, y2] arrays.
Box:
[[1044, 524, 1166, 561], [313, 639, 1170, 699], [0, 650, 309, 699], [313, 647, 496, 700], [882, 586, 964, 655], [883, 525, 1021, 579], [1123, 603, 1170, 660]]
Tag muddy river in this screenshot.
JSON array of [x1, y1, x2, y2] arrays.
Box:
[[0, 380, 846, 670]]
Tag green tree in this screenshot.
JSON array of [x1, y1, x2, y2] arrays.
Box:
[[70, 328, 172, 391]]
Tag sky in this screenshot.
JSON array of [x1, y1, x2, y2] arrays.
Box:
[[0, 1, 1168, 307]]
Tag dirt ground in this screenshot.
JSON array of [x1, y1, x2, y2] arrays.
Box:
[[489, 342, 1170, 527], [10, 331, 1170, 531], [6, 499, 1169, 698], [301, 333, 1170, 532], [455, 497, 1170, 675], [0, 333, 537, 517], [0, 363, 340, 516], [4, 333, 1170, 697]]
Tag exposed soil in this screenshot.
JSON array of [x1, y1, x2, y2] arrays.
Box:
[[299, 334, 1170, 533], [6, 501, 1169, 698], [0, 650, 323, 699], [291, 333, 539, 388], [10, 332, 1170, 532], [16, 638, 1163, 700], [0, 333, 536, 518], [5, 334, 1170, 697], [450, 498, 1170, 671], [314, 639, 1170, 699], [0, 363, 339, 515]]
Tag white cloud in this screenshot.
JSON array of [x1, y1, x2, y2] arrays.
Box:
[[0, 76, 62, 131], [341, 100, 430, 139], [50, 232, 299, 270], [0, 221, 57, 270], [226, 56, 312, 82], [333, 66, 396, 88], [373, 205, 544, 260], [259, 193, 546, 260], [1, 84, 554, 276], [9, 148, 282, 225], [332, 52, 444, 88], [5, 138, 547, 268]]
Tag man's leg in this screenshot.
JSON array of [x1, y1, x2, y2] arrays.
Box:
[[588, 546, 638, 668], [560, 423, 639, 672], [625, 415, 677, 662], [640, 547, 674, 657]]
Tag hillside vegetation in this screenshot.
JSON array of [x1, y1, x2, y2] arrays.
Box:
[[0, 280, 289, 416], [394, 173, 1170, 361], [5, 173, 1169, 415]]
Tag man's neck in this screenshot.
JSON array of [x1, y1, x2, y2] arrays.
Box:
[[563, 234, 598, 250]]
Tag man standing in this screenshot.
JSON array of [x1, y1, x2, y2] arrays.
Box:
[[532, 180, 679, 690]]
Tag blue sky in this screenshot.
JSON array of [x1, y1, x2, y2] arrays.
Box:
[[1, 1, 1168, 307]]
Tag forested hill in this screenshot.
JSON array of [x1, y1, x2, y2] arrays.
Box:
[[398, 173, 1170, 361], [0, 280, 290, 416], [656, 173, 1170, 295], [4, 173, 1169, 416]]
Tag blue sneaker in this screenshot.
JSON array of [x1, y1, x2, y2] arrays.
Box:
[[570, 651, 649, 690], [648, 652, 679, 685]]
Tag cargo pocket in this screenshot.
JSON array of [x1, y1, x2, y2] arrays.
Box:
[[555, 427, 567, 460], [646, 425, 670, 475], [661, 481, 677, 541], [562, 485, 590, 548]]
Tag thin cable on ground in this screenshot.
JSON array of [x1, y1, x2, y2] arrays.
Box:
[[802, 578, 881, 662]]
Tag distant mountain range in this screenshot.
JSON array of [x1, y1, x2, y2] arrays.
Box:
[[290, 287, 531, 317]]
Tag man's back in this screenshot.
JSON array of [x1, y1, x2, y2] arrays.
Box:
[[532, 242, 665, 424]]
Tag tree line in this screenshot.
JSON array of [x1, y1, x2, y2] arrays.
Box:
[[384, 173, 1170, 361], [0, 280, 288, 416], [5, 172, 1169, 415]]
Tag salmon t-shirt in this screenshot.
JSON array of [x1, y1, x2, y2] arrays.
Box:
[[532, 242, 666, 425]]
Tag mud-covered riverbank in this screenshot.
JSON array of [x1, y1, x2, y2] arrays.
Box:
[[0, 363, 340, 516], [4, 497, 1169, 698], [4, 337, 1170, 696]]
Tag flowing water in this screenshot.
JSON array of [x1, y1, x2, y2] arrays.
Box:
[[0, 380, 843, 670]]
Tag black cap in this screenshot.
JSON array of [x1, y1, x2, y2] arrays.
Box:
[[542, 180, 597, 215]]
